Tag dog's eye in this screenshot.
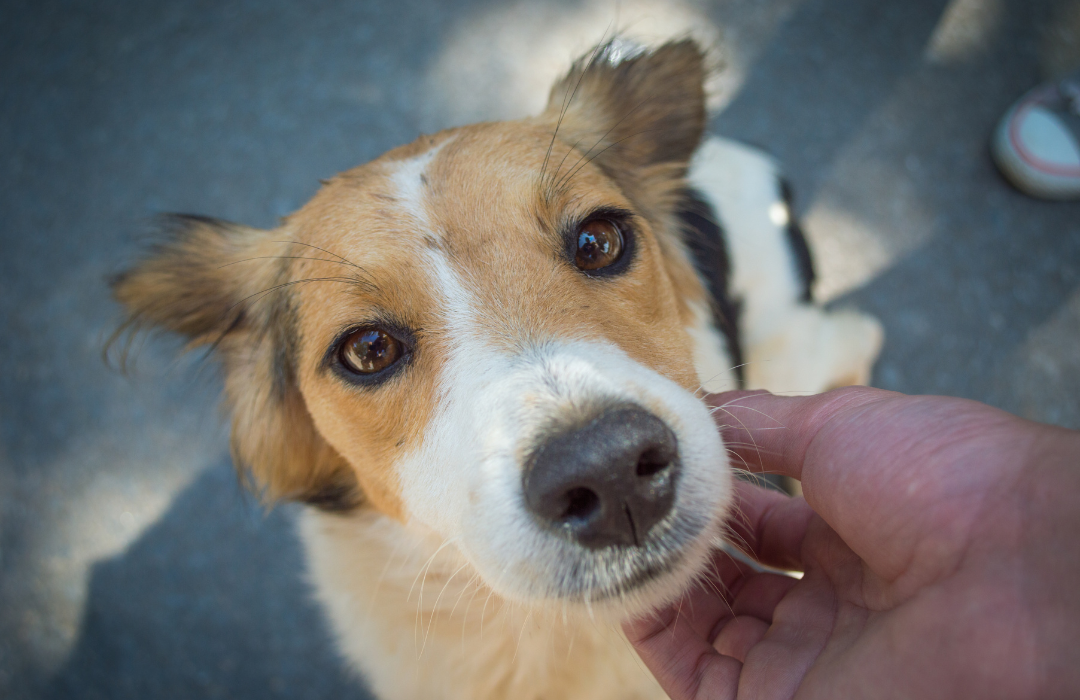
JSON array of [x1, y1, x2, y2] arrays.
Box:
[[575, 219, 624, 271], [339, 327, 403, 375]]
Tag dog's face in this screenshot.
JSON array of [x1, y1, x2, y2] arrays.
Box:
[[115, 41, 732, 612]]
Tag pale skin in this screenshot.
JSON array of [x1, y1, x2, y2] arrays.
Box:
[[624, 387, 1080, 699]]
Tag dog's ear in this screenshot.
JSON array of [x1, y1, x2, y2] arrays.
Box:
[[540, 39, 712, 329], [540, 40, 706, 187], [111, 215, 362, 511]]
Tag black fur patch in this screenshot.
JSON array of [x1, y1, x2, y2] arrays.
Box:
[[778, 179, 815, 303], [299, 473, 364, 513], [266, 266, 299, 402], [677, 189, 744, 388]]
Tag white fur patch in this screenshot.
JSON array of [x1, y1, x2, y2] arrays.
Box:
[[396, 247, 487, 536], [297, 132, 883, 700], [685, 297, 739, 394], [689, 137, 802, 351], [378, 147, 737, 611], [389, 140, 451, 237], [394, 305, 732, 612], [690, 136, 883, 393]]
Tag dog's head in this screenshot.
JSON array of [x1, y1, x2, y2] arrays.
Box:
[[114, 40, 732, 613]]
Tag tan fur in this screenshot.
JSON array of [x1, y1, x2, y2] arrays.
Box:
[[112, 40, 878, 700], [302, 510, 666, 700], [112, 221, 360, 508], [113, 43, 716, 521], [266, 116, 708, 521]]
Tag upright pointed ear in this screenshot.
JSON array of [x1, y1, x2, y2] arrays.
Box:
[[111, 215, 362, 511], [540, 40, 707, 186]]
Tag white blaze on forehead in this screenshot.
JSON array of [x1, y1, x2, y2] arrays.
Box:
[[424, 247, 477, 340], [388, 138, 451, 236], [394, 245, 489, 532]]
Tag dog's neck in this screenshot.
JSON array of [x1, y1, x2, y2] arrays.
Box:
[[300, 508, 666, 700]]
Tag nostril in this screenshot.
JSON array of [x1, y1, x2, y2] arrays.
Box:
[[561, 487, 600, 523], [635, 447, 672, 478], [523, 405, 680, 549]]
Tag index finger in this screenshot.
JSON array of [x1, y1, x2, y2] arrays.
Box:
[[706, 387, 897, 481], [706, 386, 1018, 581]]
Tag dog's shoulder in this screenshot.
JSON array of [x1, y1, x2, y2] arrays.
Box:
[[681, 135, 820, 391]]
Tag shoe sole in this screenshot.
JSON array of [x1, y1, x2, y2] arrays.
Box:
[[991, 94, 1080, 201]]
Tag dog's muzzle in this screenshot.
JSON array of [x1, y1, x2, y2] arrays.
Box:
[[522, 405, 679, 550]]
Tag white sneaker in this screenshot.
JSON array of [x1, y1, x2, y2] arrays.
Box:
[[992, 72, 1080, 201]]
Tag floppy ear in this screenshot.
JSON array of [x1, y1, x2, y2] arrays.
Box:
[[111, 215, 362, 511], [540, 39, 707, 194]]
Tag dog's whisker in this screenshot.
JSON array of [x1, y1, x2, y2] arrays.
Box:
[[725, 445, 768, 477], [704, 557, 739, 624], [412, 537, 459, 598], [510, 609, 533, 665], [107, 32, 883, 698], [711, 404, 772, 471], [478, 588, 494, 643], [459, 574, 484, 653], [541, 33, 612, 188], [367, 531, 410, 618], [718, 522, 754, 563], [478, 565, 511, 644], [419, 558, 471, 659], [446, 565, 478, 628], [548, 137, 587, 192], [226, 277, 373, 318], [218, 255, 362, 270], [428, 559, 470, 622], [270, 239, 367, 271], [554, 125, 672, 193], [723, 442, 782, 454], [669, 598, 686, 643], [552, 95, 652, 190], [711, 396, 787, 422], [692, 361, 756, 397]]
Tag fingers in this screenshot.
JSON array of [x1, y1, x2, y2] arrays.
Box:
[[727, 571, 800, 622], [712, 616, 770, 662], [735, 569, 839, 699], [709, 387, 894, 481], [624, 598, 743, 700], [626, 570, 839, 700], [710, 387, 1020, 580], [727, 480, 814, 571], [625, 565, 801, 700], [711, 387, 916, 578]]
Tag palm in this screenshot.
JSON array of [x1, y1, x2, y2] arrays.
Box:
[[625, 388, 1080, 700]]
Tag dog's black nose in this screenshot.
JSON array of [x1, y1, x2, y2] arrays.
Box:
[[523, 406, 679, 549]]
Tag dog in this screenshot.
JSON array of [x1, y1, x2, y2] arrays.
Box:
[[113, 39, 881, 700]]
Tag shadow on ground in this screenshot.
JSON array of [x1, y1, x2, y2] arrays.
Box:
[[2, 0, 1078, 697], [715, 0, 1080, 423], [44, 462, 373, 700]]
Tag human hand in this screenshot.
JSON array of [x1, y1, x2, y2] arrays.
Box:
[[624, 387, 1080, 699]]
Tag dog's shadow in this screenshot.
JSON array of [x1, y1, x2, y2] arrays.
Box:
[[45, 461, 373, 700]]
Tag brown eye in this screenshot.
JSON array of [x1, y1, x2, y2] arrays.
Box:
[[339, 327, 403, 375], [575, 219, 624, 271]]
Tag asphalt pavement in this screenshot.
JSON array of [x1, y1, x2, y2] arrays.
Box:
[[2, 0, 1078, 697]]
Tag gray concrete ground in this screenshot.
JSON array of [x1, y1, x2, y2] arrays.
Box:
[[1, 0, 1078, 697]]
